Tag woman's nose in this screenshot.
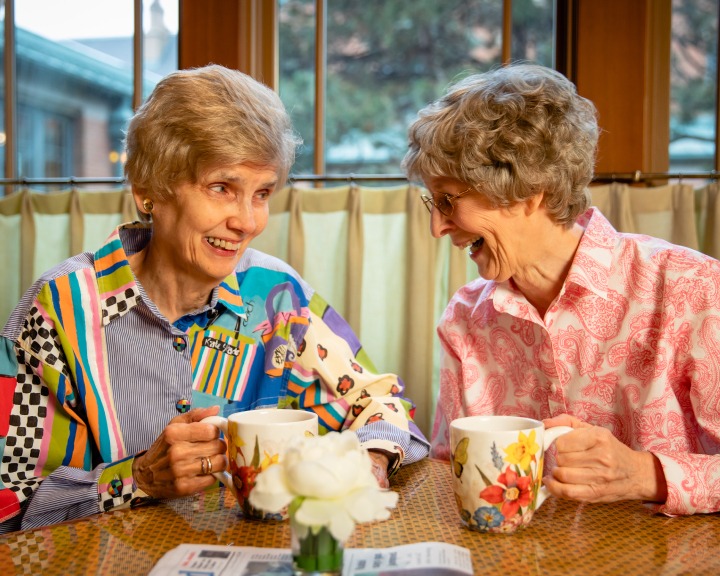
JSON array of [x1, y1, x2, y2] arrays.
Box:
[[429, 208, 452, 238], [227, 199, 257, 234]]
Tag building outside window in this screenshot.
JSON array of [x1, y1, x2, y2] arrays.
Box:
[[1, 0, 177, 190]]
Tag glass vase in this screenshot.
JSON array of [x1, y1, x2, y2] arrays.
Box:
[[290, 518, 344, 575]]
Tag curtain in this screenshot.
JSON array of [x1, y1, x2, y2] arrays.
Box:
[[2, 182, 719, 438], [0, 185, 448, 437], [0, 188, 135, 328], [252, 184, 446, 438], [589, 182, 702, 252]]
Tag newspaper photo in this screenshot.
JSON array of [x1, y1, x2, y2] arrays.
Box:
[[149, 542, 473, 576]]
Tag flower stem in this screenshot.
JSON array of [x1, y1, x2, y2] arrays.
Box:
[[293, 526, 343, 573]]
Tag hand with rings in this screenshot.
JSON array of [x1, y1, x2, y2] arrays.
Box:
[[132, 406, 228, 499]]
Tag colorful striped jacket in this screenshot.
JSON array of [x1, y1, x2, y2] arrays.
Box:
[[0, 223, 429, 532]]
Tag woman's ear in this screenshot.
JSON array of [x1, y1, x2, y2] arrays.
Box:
[[131, 186, 152, 221], [524, 191, 545, 215]]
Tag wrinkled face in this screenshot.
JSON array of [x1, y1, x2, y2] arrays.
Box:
[[423, 175, 530, 282], [147, 162, 278, 289]]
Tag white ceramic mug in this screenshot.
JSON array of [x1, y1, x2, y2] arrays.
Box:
[[449, 415, 572, 533], [202, 408, 318, 519]]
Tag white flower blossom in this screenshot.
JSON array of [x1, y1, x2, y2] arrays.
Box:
[[249, 430, 398, 542]]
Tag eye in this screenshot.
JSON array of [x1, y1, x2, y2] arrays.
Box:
[[438, 195, 453, 211], [208, 183, 230, 195], [255, 189, 272, 202]]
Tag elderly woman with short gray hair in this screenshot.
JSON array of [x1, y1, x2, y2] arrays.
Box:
[[403, 63, 720, 516], [0, 64, 429, 533]]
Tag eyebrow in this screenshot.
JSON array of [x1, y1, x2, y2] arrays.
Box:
[[213, 173, 279, 190]]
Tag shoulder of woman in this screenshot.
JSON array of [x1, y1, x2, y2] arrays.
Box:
[[3, 252, 94, 339]]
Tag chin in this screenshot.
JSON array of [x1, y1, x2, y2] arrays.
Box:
[[476, 266, 505, 283]]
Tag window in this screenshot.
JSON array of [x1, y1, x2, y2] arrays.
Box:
[[3, 1, 719, 187], [17, 107, 73, 179], [669, 0, 718, 172], [2, 0, 178, 191], [278, 0, 555, 180]]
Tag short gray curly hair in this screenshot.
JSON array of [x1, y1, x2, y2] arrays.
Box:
[[402, 64, 599, 226]]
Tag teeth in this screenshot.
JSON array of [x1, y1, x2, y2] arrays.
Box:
[[207, 236, 241, 251], [459, 237, 483, 250]]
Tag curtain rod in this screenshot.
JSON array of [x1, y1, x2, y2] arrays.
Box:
[[0, 177, 126, 186], [0, 171, 718, 187], [0, 174, 410, 186], [592, 171, 719, 183], [292, 171, 720, 183]]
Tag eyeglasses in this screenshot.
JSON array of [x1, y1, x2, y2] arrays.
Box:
[[420, 187, 473, 217]]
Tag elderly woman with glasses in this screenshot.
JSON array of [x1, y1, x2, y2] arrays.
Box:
[[402, 63, 720, 516]]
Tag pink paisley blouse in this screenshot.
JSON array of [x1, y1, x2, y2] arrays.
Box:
[[431, 207, 720, 515]]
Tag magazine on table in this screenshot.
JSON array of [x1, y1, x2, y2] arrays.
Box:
[[149, 541, 473, 576]]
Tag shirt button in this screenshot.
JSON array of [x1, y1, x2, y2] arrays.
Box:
[[108, 478, 123, 498], [550, 383, 558, 394], [173, 336, 187, 352], [176, 398, 191, 413]]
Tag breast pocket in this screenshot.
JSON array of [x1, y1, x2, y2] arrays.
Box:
[[189, 328, 259, 402]]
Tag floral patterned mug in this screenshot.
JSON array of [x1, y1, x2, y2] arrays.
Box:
[[202, 408, 318, 519], [449, 415, 572, 534]]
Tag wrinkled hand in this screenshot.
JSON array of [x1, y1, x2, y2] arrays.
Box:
[[542, 414, 667, 504], [368, 451, 390, 489], [133, 406, 228, 498]]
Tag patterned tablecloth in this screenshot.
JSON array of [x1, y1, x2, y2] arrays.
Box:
[[1, 458, 718, 575]]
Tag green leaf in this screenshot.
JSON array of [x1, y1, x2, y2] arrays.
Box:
[[476, 464, 494, 487], [250, 435, 261, 468]]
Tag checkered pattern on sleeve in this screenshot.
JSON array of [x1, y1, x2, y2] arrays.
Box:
[[20, 307, 67, 374], [0, 350, 47, 505], [1, 307, 70, 505], [98, 457, 136, 512]]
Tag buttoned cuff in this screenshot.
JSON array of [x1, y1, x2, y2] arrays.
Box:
[[98, 452, 155, 512]]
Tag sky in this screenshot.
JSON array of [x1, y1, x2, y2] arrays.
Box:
[[13, 0, 178, 40]]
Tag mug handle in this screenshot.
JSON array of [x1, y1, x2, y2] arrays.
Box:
[[536, 425, 573, 509], [201, 415, 237, 498]]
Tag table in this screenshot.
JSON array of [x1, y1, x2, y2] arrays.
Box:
[[1, 458, 718, 575]]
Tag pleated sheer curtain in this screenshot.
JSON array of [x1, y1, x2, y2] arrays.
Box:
[[3, 181, 720, 438]]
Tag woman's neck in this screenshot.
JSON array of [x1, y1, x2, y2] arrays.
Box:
[[127, 245, 213, 324], [512, 220, 585, 318]]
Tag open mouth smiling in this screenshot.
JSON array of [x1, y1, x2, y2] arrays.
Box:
[[206, 236, 241, 251], [459, 237, 485, 254]]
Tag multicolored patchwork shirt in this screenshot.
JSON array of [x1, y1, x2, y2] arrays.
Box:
[[0, 223, 429, 532]]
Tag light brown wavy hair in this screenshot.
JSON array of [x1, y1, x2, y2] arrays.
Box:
[[124, 64, 301, 201], [402, 63, 599, 226]]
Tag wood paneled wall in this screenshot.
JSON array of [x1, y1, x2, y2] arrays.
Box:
[[179, 0, 277, 89], [573, 0, 671, 173]]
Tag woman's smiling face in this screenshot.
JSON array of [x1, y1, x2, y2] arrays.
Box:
[[424, 175, 533, 283], [147, 162, 278, 289]]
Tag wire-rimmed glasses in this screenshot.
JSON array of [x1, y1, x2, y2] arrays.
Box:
[[420, 187, 474, 217]]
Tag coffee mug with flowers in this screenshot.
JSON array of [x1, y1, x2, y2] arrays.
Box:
[[449, 415, 572, 533], [202, 408, 318, 519]]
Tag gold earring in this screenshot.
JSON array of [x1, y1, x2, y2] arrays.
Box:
[[142, 198, 154, 213]]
